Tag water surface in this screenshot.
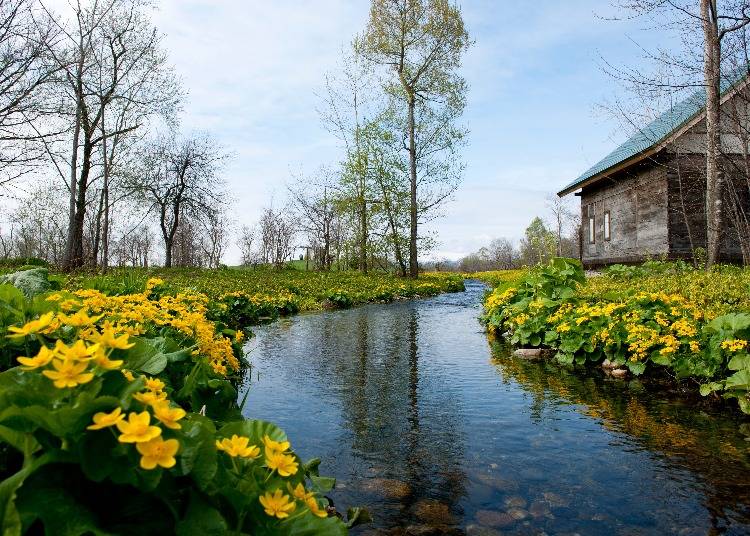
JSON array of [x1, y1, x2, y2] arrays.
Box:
[[240, 280, 750, 535]]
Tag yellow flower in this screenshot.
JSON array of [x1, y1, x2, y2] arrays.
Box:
[[152, 401, 186, 430], [259, 490, 296, 519], [17, 346, 55, 369], [133, 390, 168, 406], [58, 309, 102, 328], [306, 497, 328, 518], [136, 437, 179, 470], [87, 407, 125, 430], [689, 340, 700, 353], [235, 330, 244, 343], [288, 482, 313, 501], [59, 299, 80, 311], [144, 377, 166, 392], [7, 312, 55, 339], [262, 434, 290, 454], [265, 450, 299, 477], [116, 411, 162, 443], [55, 340, 100, 362], [145, 278, 164, 292], [90, 325, 135, 350], [122, 369, 135, 381], [215, 434, 260, 458], [92, 350, 123, 370], [42, 359, 94, 388]]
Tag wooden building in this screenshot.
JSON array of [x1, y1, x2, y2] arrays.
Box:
[[558, 71, 750, 267]]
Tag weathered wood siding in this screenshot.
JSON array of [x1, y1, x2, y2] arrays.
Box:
[[666, 153, 744, 262], [580, 159, 669, 266]]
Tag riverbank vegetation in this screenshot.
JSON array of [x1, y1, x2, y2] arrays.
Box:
[[0, 265, 462, 533], [64, 267, 465, 323], [481, 259, 750, 414], [0, 273, 364, 534]]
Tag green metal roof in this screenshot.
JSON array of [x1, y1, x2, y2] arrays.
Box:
[[559, 70, 749, 196]]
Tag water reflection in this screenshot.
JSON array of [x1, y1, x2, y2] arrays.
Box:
[[489, 341, 750, 533], [240, 281, 750, 535]]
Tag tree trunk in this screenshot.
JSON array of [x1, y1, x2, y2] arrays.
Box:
[[67, 138, 94, 270], [63, 107, 82, 271], [359, 194, 368, 273], [702, 0, 723, 269], [101, 118, 111, 272], [407, 98, 418, 278]]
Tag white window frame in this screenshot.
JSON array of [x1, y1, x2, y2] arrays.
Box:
[[588, 215, 595, 244], [603, 211, 611, 241]]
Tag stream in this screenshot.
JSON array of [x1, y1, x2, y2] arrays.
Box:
[[239, 280, 750, 535]]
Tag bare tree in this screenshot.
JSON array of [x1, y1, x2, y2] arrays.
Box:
[[0, 0, 59, 188], [488, 237, 517, 269], [288, 169, 338, 270], [199, 208, 230, 268], [257, 205, 295, 268], [131, 132, 226, 267], [545, 194, 575, 257], [238, 225, 255, 266], [37, 0, 179, 270]]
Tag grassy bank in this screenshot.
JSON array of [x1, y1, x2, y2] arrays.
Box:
[[63, 267, 465, 324], [480, 259, 750, 415]]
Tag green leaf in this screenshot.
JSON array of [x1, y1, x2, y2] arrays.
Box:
[[303, 458, 321, 477], [179, 418, 218, 491], [175, 491, 228, 536], [0, 451, 66, 536], [14, 463, 113, 536], [286, 513, 348, 536], [218, 419, 287, 446], [728, 353, 750, 371], [725, 369, 750, 390], [699, 382, 723, 396], [0, 424, 38, 455], [627, 361, 646, 375], [309, 475, 335, 494], [346, 507, 373, 529]]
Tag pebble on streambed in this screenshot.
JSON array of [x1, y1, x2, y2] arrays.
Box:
[[511, 348, 555, 360]]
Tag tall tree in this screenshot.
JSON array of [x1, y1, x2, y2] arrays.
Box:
[[319, 49, 378, 272], [39, 0, 179, 270], [360, 0, 470, 277], [699, 0, 750, 267]]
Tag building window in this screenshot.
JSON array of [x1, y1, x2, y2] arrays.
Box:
[[588, 215, 595, 244], [603, 211, 611, 241]]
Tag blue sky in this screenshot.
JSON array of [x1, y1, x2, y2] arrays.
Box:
[[153, 0, 674, 262]]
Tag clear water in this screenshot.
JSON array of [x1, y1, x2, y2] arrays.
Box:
[[239, 280, 750, 535]]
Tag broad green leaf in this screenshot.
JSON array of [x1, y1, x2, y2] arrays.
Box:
[[175, 491, 228, 536]]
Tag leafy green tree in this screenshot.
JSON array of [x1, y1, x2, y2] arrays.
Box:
[[520, 217, 557, 266], [359, 0, 470, 277]]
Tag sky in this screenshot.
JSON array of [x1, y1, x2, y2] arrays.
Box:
[[151, 0, 675, 263]]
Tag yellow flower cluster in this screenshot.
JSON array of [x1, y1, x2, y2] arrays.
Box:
[[721, 339, 748, 352], [85, 374, 186, 470], [214, 433, 327, 520], [50, 280, 240, 375], [13, 312, 134, 388], [485, 287, 516, 310]]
